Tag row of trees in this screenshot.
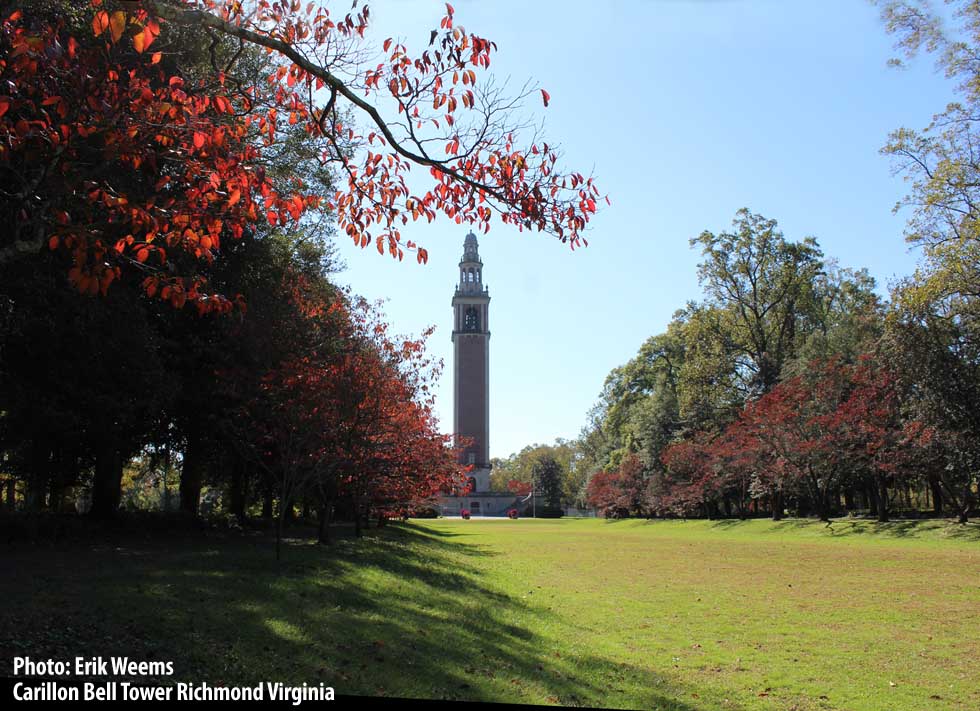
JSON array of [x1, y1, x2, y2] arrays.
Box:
[[582, 208, 979, 523], [0, 0, 601, 546], [579, 1, 980, 524], [489, 439, 587, 511]]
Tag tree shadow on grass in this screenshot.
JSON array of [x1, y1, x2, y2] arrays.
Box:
[[752, 516, 980, 542], [0, 521, 728, 710], [814, 518, 980, 542], [702, 519, 746, 530]]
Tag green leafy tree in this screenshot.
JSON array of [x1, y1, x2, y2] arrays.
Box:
[[877, 0, 980, 309], [690, 208, 825, 397], [882, 300, 980, 523], [531, 455, 564, 516], [785, 262, 884, 375], [492, 440, 582, 507]]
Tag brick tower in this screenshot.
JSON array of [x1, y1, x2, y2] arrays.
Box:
[[452, 231, 491, 493]]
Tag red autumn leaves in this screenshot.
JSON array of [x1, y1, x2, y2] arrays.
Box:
[[257, 297, 466, 518], [2, 1, 601, 313], [657, 358, 928, 520], [587, 357, 932, 521]]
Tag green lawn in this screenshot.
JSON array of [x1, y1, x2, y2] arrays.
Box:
[[3, 517, 979, 710]]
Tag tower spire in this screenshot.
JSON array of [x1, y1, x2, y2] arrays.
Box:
[[458, 231, 483, 293]]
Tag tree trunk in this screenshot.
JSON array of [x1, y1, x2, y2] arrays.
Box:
[[876, 477, 889, 523], [317, 501, 334, 544], [262, 483, 274, 522], [48, 478, 64, 512], [843, 488, 855, 512], [771, 490, 783, 521], [956, 482, 974, 524], [867, 485, 879, 517], [275, 512, 283, 562], [179, 434, 204, 516], [90, 440, 122, 519], [929, 476, 944, 516], [706, 500, 719, 520], [811, 493, 829, 522], [795, 494, 810, 519], [50, 448, 79, 513], [229, 461, 247, 524], [25, 439, 50, 512]]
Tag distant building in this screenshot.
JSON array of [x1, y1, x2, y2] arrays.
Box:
[[439, 232, 519, 516]]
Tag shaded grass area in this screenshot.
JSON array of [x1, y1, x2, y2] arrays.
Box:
[[1, 517, 978, 710]]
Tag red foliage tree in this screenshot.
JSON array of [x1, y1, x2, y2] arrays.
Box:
[[736, 361, 854, 521], [835, 357, 926, 522], [659, 431, 722, 517], [585, 469, 623, 518], [585, 454, 647, 518], [658, 356, 939, 522], [251, 295, 465, 553], [1, 1, 603, 309], [616, 453, 647, 517]]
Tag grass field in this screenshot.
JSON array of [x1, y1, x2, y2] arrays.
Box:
[[3, 517, 979, 710]]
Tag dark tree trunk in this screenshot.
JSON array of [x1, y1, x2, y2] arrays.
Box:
[[25, 439, 50, 512], [317, 501, 334, 544], [876, 478, 889, 523], [262, 483, 274, 522], [48, 478, 64, 512], [48, 448, 78, 513], [771, 490, 783, 521], [810, 494, 829, 522], [957, 482, 974, 524], [179, 434, 204, 516], [229, 461, 247, 524], [795, 495, 810, 519], [867, 485, 879, 516], [275, 511, 283, 562], [706, 500, 720, 520], [929, 476, 944, 516], [90, 440, 122, 519], [843, 488, 855, 512]]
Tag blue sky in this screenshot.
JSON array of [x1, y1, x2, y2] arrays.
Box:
[[330, 0, 955, 459]]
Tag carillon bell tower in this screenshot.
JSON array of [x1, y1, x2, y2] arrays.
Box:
[[452, 231, 491, 492]]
